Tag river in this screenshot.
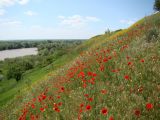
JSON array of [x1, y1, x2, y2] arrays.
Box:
[[0, 48, 38, 61]]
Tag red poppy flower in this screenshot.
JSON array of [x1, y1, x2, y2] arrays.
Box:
[[103, 58, 108, 62], [54, 107, 60, 112], [42, 94, 46, 100], [40, 107, 45, 112], [83, 83, 87, 88], [86, 105, 91, 110], [31, 104, 35, 109], [58, 102, 62, 106], [128, 62, 132, 66], [57, 96, 61, 99], [92, 73, 97, 77], [101, 89, 107, 94], [124, 75, 130, 80], [109, 116, 114, 120], [80, 103, 84, 107], [88, 98, 93, 102], [146, 103, 153, 110], [101, 108, 108, 115], [30, 114, 35, 120], [140, 59, 145, 63], [134, 109, 141, 116], [88, 71, 92, 76], [84, 94, 89, 98], [61, 87, 65, 92], [78, 71, 85, 78]]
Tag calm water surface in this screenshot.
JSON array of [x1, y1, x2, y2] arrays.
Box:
[[0, 48, 38, 61]]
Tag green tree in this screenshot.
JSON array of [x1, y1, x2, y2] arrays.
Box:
[[6, 64, 24, 81], [154, 0, 160, 11]]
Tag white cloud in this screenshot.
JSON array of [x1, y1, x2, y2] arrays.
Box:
[[0, 9, 5, 15], [0, 15, 102, 40], [17, 0, 29, 5], [120, 19, 137, 25], [0, 0, 29, 8], [0, 0, 15, 7], [58, 15, 100, 27], [24, 10, 37, 16]]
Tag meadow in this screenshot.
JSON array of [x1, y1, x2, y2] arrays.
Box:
[[0, 13, 160, 120]]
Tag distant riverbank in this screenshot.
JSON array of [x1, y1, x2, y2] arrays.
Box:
[[0, 48, 38, 61]]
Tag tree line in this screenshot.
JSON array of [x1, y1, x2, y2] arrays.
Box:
[[0, 40, 84, 81]]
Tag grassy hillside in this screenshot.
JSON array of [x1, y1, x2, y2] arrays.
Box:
[[1, 13, 160, 120]]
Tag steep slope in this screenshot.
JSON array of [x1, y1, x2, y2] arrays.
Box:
[[1, 13, 160, 120]]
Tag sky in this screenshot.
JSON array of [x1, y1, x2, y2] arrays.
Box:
[[0, 0, 155, 40]]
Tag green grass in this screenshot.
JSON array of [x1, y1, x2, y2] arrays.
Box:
[[0, 67, 48, 106], [0, 46, 81, 107], [0, 13, 160, 120]]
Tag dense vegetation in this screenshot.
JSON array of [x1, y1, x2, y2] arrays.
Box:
[[0, 13, 159, 120], [0, 40, 84, 81], [0, 40, 84, 107]]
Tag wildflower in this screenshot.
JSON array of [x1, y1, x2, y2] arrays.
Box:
[[86, 105, 91, 110], [141, 59, 145, 62], [109, 116, 114, 120], [83, 83, 87, 88], [54, 107, 60, 112], [84, 94, 89, 97], [32, 98, 36, 102], [40, 107, 45, 112], [31, 104, 35, 109], [108, 56, 112, 60], [88, 98, 93, 102], [92, 73, 97, 77], [134, 109, 141, 117], [58, 102, 62, 106], [61, 87, 65, 92], [30, 114, 35, 120], [124, 75, 130, 80], [57, 96, 61, 99], [146, 103, 153, 110], [128, 62, 132, 66], [99, 64, 105, 71], [101, 89, 107, 94], [78, 71, 85, 78], [103, 58, 108, 62], [101, 108, 108, 115], [80, 103, 84, 107], [88, 71, 92, 76], [42, 94, 46, 100]]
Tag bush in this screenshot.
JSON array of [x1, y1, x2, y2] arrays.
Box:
[[145, 27, 159, 42], [6, 64, 24, 82]]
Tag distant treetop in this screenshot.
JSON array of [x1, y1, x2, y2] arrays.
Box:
[[154, 0, 160, 11]]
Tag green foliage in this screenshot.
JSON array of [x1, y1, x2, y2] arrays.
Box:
[[6, 63, 24, 81], [154, 0, 160, 11], [0, 41, 38, 51], [0, 74, 4, 81], [145, 27, 159, 42]]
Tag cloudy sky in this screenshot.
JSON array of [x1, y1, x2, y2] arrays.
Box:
[[0, 0, 155, 40]]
